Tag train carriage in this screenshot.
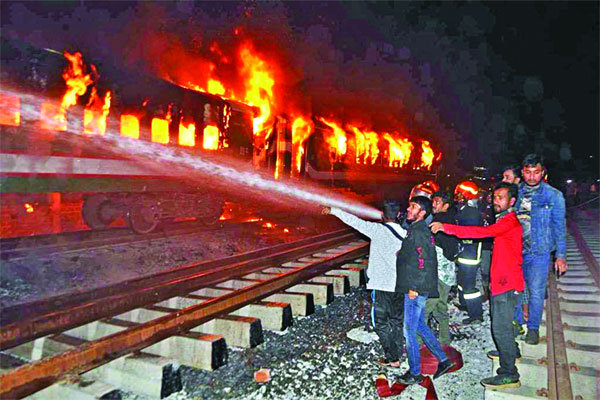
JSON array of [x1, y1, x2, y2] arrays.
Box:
[[0, 38, 256, 234]]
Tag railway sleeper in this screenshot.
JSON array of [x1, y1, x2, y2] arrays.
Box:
[[155, 294, 293, 332], [6, 334, 181, 399], [489, 357, 597, 400], [119, 306, 264, 349], [64, 318, 227, 371], [243, 270, 349, 296], [216, 278, 334, 306], [197, 275, 317, 316], [327, 267, 366, 287]]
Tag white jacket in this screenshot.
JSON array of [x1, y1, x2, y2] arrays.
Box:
[[331, 207, 406, 292]]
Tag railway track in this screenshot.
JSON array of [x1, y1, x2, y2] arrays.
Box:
[[0, 229, 369, 399], [485, 208, 599, 400], [0, 219, 256, 261]]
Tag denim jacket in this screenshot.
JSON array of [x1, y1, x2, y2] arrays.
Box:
[[516, 182, 566, 259]]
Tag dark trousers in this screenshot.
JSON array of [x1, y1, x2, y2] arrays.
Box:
[[425, 280, 452, 344], [491, 290, 522, 379], [371, 290, 405, 362], [480, 249, 492, 297], [457, 261, 483, 319]]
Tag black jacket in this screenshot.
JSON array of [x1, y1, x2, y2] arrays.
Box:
[[456, 204, 484, 263], [432, 211, 459, 261], [395, 219, 439, 297]]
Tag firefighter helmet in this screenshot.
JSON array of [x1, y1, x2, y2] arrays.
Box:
[[454, 181, 479, 200], [410, 181, 439, 200]]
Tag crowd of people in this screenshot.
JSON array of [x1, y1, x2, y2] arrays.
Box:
[[322, 153, 568, 390]]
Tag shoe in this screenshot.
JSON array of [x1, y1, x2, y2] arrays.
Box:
[[512, 320, 525, 335], [462, 317, 483, 325], [486, 349, 522, 360], [397, 371, 424, 385], [525, 329, 539, 345], [433, 359, 453, 379], [480, 375, 521, 389], [376, 359, 401, 368]]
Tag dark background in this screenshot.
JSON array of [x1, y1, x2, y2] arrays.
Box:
[[2, 1, 598, 185]]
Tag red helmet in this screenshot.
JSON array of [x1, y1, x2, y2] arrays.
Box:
[[422, 180, 440, 193], [410, 181, 438, 200], [454, 181, 479, 200]]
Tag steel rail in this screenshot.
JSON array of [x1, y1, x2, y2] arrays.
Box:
[[546, 271, 573, 400], [0, 219, 251, 261], [0, 229, 357, 349], [567, 218, 600, 288], [0, 240, 368, 398]]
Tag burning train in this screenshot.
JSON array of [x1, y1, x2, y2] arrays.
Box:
[[0, 37, 441, 235]]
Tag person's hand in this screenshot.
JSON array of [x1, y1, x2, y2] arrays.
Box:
[[408, 290, 418, 300], [554, 257, 567, 274], [429, 222, 444, 233], [321, 206, 331, 215]]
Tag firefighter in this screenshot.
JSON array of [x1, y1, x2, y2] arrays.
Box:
[[409, 180, 440, 200], [454, 181, 484, 324]]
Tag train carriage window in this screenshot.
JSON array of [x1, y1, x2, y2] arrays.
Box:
[[120, 114, 140, 139], [151, 117, 169, 144], [203, 125, 219, 150], [179, 121, 195, 147], [39, 102, 67, 131], [0, 93, 20, 126]]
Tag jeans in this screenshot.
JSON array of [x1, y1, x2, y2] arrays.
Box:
[[515, 253, 551, 330], [425, 281, 452, 344], [491, 290, 521, 379], [457, 261, 483, 319], [403, 293, 448, 376], [371, 290, 405, 361]]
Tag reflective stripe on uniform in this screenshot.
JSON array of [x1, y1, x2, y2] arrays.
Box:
[[457, 242, 482, 265], [463, 291, 482, 300], [457, 285, 463, 292]]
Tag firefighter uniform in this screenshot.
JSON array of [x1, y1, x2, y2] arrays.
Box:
[[456, 201, 484, 322]]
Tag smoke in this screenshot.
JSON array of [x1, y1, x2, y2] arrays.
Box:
[[1, 1, 449, 148]]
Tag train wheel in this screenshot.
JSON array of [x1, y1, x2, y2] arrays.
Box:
[[127, 196, 160, 234], [81, 195, 115, 230], [201, 201, 224, 226]]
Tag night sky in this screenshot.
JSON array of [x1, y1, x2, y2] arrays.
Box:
[[1, 1, 598, 177], [488, 3, 598, 163]]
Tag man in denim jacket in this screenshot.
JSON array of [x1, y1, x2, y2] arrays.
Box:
[[515, 154, 568, 345]]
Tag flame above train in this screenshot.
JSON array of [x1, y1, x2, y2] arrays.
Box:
[[2, 32, 442, 175]]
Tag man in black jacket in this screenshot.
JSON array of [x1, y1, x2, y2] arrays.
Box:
[[425, 191, 459, 345], [396, 196, 453, 384]]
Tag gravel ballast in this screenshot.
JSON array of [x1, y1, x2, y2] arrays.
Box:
[[130, 288, 495, 400]]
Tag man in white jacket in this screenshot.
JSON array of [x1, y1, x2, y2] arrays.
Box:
[[322, 200, 406, 367]]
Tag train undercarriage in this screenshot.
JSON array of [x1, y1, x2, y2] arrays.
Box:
[[81, 192, 224, 234]]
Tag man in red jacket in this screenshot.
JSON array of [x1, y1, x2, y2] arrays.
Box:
[[430, 182, 524, 389]]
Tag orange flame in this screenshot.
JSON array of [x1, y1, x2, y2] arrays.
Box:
[[240, 44, 275, 136], [318, 117, 347, 160], [0, 93, 20, 126], [83, 89, 111, 135], [207, 79, 226, 95], [58, 51, 94, 129], [349, 125, 379, 165], [383, 133, 413, 167], [203, 124, 219, 150], [24, 203, 34, 213], [421, 140, 435, 170], [120, 114, 140, 139], [291, 116, 314, 174]]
